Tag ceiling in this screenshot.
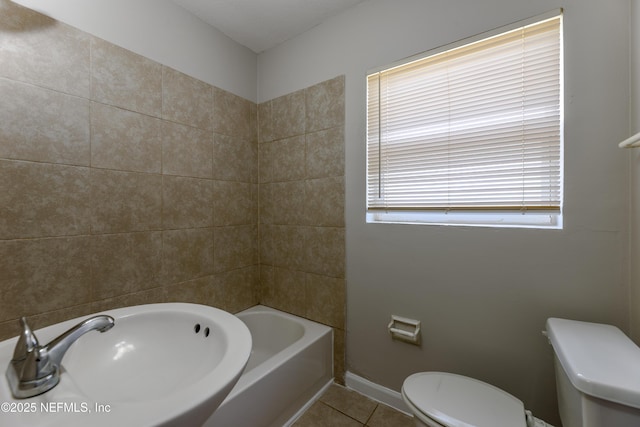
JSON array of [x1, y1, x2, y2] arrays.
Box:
[[172, 0, 367, 54]]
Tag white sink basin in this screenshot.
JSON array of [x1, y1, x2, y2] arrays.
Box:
[[0, 303, 252, 427]]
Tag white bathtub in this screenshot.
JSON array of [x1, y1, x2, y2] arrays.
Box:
[[203, 305, 333, 427]]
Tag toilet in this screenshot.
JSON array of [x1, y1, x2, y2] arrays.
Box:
[[401, 317, 640, 427], [402, 371, 535, 427]]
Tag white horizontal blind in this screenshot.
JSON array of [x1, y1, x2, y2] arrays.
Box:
[[367, 14, 562, 213]]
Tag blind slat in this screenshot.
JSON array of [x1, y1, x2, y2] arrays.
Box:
[[367, 13, 562, 212]]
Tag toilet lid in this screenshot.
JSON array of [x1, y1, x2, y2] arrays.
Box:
[[402, 372, 526, 427]]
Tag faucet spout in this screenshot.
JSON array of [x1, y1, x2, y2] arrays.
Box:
[[43, 315, 114, 370], [5, 315, 115, 399]]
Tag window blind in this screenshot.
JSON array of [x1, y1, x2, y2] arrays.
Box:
[[367, 14, 562, 214]]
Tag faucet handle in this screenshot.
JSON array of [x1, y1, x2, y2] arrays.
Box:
[[12, 317, 39, 361], [20, 346, 56, 383]]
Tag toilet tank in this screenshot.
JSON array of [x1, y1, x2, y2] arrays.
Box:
[[546, 318, 640, 427]]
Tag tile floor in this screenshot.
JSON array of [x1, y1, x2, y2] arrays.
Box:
[[292, 383, 415, 427]]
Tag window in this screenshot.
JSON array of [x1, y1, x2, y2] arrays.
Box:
[[366, 11, 563, 228]]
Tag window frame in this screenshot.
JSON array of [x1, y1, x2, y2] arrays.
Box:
[[365, 10, 564, 229]]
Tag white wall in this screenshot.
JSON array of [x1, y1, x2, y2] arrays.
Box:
[[630, 2, 640, 341], [12, 0, 257, 101], [259, 0, 630, 423]]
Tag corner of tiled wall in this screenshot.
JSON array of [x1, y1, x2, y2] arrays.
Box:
[[258, 75, 346, 383], [0, 0, 346, 385], [0, 0, 259, 338]]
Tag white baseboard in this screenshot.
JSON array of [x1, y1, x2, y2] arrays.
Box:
[[344, 371, 411, 416]]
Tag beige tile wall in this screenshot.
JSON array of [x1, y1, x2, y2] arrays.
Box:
[[0, 1, 258, 337], [0, 0, 346, 383], [258, 76, 346, 383]]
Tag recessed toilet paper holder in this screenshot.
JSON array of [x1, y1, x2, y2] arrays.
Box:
[[388, 315, 421, 345]]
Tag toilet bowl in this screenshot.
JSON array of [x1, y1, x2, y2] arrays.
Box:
[[401, 372, 534, 427], [403, 317, 640, 427]]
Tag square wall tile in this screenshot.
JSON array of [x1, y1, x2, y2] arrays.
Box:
[[258, 264, 275, 302], [259, 225, 276, 266], [333, 329, 346, 384], [269, 136, 306, 182], [91, 232, 162, 300], [91, 102, 162, 173], [0, 160, 91, 239], [271, 225, 307, 270], [267, 181, 306, 226], [0, 236, 92, 322], [90, 169, 162, 234], [263, 267, 307, 317], [91, 287, 165, 313], [0, 79, 90, 166], [305, 75, 345, 133], [162, 175, 213, 229], [165, 276, 216, 306], [214, 88, 256, 142], [0, 0, 90, 97], [214, 225, 258, 272], [271, 90, 305, 140], [215, 266, 259, 313], [258, 101, 274, 143], [306, 227, 345, 278], [162, 228, 214, 284], [162, 66, 213, 130], [91, 37, 162, 117], [304, 176, 345, 227], [162, 121, 213, 178], [213, 134, 256, 183], [213, 181, 254, 226], [259, 141, 275, 184], [306, 126, 344, 179], [305, 273, 345, 328]]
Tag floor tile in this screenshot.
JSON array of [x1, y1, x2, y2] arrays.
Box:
[[319, 384, 377, 423], [294, 383, 415, 427], [366, 403, 414, 427], [293, 401, 363, 427]]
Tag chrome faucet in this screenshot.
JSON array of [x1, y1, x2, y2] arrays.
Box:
[[5, 315, 115, 399]]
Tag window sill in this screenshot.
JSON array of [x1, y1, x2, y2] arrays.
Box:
[[366, 210, 562, 229]]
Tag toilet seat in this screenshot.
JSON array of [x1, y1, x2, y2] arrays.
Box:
[[402, 372, 527, 427]]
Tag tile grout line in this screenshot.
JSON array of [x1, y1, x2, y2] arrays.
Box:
[[363, 402, 379, 427], [318, 397, 379, 427]]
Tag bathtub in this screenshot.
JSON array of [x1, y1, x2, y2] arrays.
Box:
[[203, 305, 333, 427]]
